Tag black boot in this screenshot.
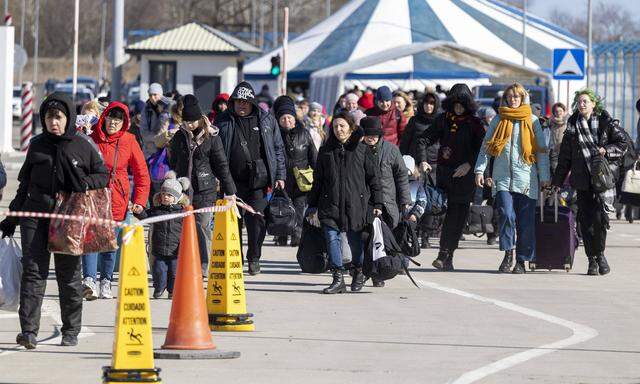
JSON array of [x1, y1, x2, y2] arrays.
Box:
[[486, 234, 497, 246], [323, 269, 346, 294], [443, 250, 455, 271], [432, 250, 449, 270], [587, 257, 599, 275], [421, 232, 430, 249], [499, 250, 514, 273], [351, 268, 366, 292], [290, 234, 300, 247], [16, 332, 37, 350], [597, 255, 610, 275], [512, 260, 526, 274]]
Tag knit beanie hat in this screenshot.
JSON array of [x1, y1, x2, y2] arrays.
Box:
[[358, 92, 374, 110], [345, 93, 359, 104], [274, 95, 297, 120], [349, 109, 366, 126], [230, 81, 256, 104], [360, 116, 383, 137], [310, 102, 323, 112], [182, 94, 202, 122], [148, 83, 163, 96], [375, 86, 393, 102], [160, 171, 190, 202]]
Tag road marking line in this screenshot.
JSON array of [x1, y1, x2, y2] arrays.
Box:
[[412, 278, 599, 384], [0, 313, 19, 319]]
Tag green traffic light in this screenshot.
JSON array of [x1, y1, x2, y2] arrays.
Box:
[[271, 66, 281, 76]]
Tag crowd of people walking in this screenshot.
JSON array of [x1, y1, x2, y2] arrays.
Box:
[[1, 78, 638, 350]]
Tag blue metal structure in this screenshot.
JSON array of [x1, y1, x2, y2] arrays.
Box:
[[593, 41, 640, 141]]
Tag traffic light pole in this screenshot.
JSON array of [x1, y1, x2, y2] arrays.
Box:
[[280, 7, 289, 96]]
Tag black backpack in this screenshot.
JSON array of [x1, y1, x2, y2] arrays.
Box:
[[363, 219, 406, 281], [296, 222, 330, 273], [265, 189, 297, 236], [393, 219, 421, 257]]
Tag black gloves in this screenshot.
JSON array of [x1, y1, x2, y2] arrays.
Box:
[[0, 217, 18, 238]]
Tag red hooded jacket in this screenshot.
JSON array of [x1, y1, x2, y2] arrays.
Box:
[[208, 93, 230, 122], [365, 105, 407, 146], [91, 102, 150, 221]]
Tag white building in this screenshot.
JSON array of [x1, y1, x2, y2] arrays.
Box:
[[126, 22, 260, 111]]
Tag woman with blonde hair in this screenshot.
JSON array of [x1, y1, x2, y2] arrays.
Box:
[[475, 83, 550, 274], [393, 91, 415, 120]]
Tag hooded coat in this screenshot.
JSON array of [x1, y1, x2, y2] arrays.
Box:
[[215, 82, 286, 188], [90, 102, 151, 221], [401, 92, 440, 162], [208, 93, 229, 122], [8, 93, 109, 216], [307, 129, 383, 232], [417, 85, 485, 203]]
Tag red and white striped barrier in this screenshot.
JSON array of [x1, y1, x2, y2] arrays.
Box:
[[0, 200, 258, 229], [20, 82, 33, 152], [3, 13, 11, 26]]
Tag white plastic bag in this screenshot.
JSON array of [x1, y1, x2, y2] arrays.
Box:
[[340, 232, 352, 264], [0, 238, 23, 311], [371, 218, 387, 261]]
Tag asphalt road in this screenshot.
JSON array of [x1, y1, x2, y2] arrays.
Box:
[[0, 158, 639, 384]]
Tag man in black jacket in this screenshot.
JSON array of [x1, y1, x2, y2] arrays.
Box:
[[216, 82, 286, 275], [0, 93, 109, 349]]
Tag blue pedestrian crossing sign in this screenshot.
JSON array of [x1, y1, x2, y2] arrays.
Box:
[[553, 48, 585, 80]]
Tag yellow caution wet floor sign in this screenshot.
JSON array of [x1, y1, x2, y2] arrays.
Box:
[[206, 200, 254, 331], [103, 225, 161, 383]]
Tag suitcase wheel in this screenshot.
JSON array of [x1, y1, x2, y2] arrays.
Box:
[[529, 262, 536, 272], [564, 264, 571, 272]]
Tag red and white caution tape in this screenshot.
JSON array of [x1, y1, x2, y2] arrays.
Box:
[[21, 83, 34, 152]]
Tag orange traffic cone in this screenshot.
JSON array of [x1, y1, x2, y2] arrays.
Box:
[[154, 206, 239, 360]]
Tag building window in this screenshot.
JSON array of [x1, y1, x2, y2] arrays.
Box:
[[149, 61, 176, 93]]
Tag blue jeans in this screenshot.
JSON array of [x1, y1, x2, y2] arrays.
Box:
[[152, 257, 178, 293], [495, 191, 536, 262], [82, 226, 122, 281], [322, 225, 363, 269]]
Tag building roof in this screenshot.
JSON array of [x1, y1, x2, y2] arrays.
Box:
[[126, 22, 261, 55]]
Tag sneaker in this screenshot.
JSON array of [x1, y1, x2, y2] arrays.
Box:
[[372, 280, 385, 288], [99, 279, 113, 299], [16, 332, 37, 350], [153, 288, 166, 299], [248, 261, 261, 276], [60, 334, 78, 346], [82, 277, 98, 301]]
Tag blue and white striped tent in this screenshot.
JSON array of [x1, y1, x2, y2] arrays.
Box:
[[245, 0, 584, 91]]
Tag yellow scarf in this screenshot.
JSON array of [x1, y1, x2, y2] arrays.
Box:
[[485, 104, 539, 164]]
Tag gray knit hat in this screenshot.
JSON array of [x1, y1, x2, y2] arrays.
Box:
[[148, 83, 163, 96], [160, 171, 190, 202]]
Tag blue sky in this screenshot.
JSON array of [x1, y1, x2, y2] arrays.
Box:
[[528, 0, 634, 20]]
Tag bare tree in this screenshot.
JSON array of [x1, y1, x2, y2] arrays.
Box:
[[549, 1, 640, 42]]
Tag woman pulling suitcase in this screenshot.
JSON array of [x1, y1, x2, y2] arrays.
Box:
[[552, 88, 628, 275]]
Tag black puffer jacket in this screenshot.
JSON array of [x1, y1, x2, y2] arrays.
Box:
[[280, 121, 318, 196], [400, 92, 440, 162], [307, 129, 383, 232], [552, 110, 628, 191], [142, 196, 187, 258], [216, 83, 286, 187], [168, 127, 236, 207], [9, 93, 109, 215]]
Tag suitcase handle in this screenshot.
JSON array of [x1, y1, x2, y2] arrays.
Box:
[[539, 190, 558, 223]]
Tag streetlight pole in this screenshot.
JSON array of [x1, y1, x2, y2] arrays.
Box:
[[98, 0, 107, 91], [18, 0, 25, 85], [272, 0, 278, 49], [522, 0, 527, 67], [72, 0, 79, 101], [111, 0, 124, 101], [587, 0, 593, 87], [33, 0, 39, 90]]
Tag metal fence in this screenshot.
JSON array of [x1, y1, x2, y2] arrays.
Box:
[[593, 41, 640, 141]]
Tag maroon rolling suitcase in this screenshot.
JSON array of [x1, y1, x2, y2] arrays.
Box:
[[531, 192, 578, 272]]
